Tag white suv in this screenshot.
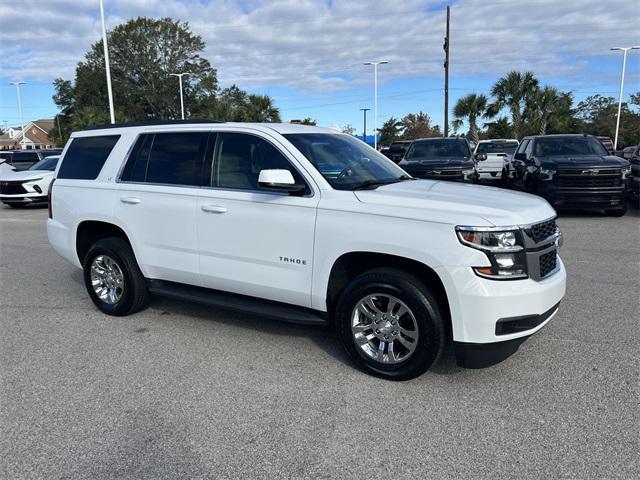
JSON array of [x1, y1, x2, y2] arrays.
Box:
[[47, 121, 566, 379]]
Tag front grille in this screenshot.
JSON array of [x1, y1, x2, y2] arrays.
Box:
[[405, 167, 463, 179], [0, 181, 27, 195], [529, 218, 556, 242], [556, 169, 621, 188], [539, 250, 557, 278]]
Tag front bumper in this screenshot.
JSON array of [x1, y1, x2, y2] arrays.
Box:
[[632, 177, 639, 199], [539, 184, 627, 209], [0, 193, 48, 204], [436, 257, 566, 346]]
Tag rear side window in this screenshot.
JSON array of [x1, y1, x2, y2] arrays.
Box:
[[14, 152, 40, 162], [57, 135, 120, 180], [121, 132, 209, 186]]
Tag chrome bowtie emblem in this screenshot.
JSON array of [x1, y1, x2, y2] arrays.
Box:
[[582, 169, 599, 175]]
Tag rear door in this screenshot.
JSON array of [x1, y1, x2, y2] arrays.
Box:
[[115, 130, 212, 285], [196, 130, 319, 307]]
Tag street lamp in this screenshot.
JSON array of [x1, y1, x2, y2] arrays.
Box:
[[611, 46, 640, 151], [99, 0, 115, 124], [170, 73, 191, 120], [9, 81, 26, 149], [364, 61, 389, 149], [360, 108, 370, 140]]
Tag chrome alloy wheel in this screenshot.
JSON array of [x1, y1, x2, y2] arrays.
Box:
[[90, 255, 125, 305], [351, 294, 419, 364]]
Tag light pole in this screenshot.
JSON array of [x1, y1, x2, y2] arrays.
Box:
[[9, 81, 26, 149], [99, 0, 115, 124], [611, 46, 639, 151], [364, 61, 388, 149], [170, 72, 191, 120], [360, 108, 370, 140]]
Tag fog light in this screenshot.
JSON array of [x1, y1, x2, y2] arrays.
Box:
[[495, 254, 515, 268], [33, 185, 42, 194]]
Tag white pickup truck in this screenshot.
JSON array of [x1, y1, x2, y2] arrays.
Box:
[[474, 139, 519, 183], [47, 122, 566, 379]]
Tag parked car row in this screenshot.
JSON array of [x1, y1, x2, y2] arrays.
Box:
[[0, 148, 62, 171], [0, 155, 60, 207], [383, 134, 635, 216]]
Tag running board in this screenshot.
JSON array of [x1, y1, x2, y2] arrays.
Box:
[[147, 280, 327, 326]]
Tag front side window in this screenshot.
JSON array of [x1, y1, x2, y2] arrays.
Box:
[[534, 136, 609, 157], [57, 135, 120, 180], [213, 133, 307, 192], [404, 139, 471, 160], [284, 133, 408, 190]]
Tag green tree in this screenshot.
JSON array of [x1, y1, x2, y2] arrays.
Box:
[[487, 71, 539, 139], [576, 94, 640, 146], [298, 118, 317, 125], [453, 93, 488, 143], [483, 117, 514, 139], [401, 111, 440, 140], [52, 17, 280, 140], [379, 117, 403, 144], [342, 124, 356, 135]]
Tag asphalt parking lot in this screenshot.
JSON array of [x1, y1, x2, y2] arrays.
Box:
[[1, 203, 638, 479]]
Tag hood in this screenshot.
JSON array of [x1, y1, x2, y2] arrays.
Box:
[[539, 155, 629, 169], [0, 169, 54, 182], [400, 157, 473, 168], [353, 179, 555, 227]]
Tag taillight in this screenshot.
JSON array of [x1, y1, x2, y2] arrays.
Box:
[[48, 178, 55, 219]]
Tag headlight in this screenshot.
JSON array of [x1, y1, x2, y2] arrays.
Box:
[[456, 226, 528, 280], [622, 165, 631, 177], [538, 168, 555, 180]]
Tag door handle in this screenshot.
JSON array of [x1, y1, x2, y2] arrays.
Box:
[[201, 204, 227, 214], [120, 196, 141, 204]]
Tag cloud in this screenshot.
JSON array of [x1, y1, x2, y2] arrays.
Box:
[[0, 0, 635, 95]]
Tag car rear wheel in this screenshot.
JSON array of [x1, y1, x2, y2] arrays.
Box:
[[83, 237, 149, 316], [334, 268, 445, 380]]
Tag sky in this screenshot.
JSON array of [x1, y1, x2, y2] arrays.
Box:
[[0, 0, 638, 134]]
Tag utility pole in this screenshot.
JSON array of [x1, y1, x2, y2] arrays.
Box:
[[360, 108, 370, 140], [443, 5, 450, 138], [170, 72, 191, 120], [99, 0, 115, 124], [9, 81, 26, 149], [611, 46, 639, 151], [364, 61, 389, 149]]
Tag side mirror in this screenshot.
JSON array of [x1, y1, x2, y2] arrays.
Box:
[[513, 153, 527, 162], [258, 169, 306, 194], [475, 153, 487, 161]]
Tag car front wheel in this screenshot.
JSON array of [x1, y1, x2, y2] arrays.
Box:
[[334, 268, 445, 380]]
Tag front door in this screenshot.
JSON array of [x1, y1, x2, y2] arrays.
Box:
[[197, 131, 318, 307]]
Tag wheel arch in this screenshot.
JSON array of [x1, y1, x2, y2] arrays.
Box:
[[325, 251, 451, 334], [75, 220, 134, 266]]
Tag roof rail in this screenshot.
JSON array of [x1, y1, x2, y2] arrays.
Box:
[[83, 119, 225, 131]]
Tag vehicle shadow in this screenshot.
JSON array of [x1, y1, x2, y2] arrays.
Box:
[[556, 203, 639, 218]]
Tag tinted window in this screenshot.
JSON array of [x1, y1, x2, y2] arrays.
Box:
[[214, 133, 306, 191], [29, 156, 59, 171], [515, 139, 529, 155], [13, 152, 39, 162], [285, 133, 407, 190], [476, 142, 518, 154], [120, 134, 153, 183], [389, 142, 410, 153], [534, 136, 608, 157], [40, 150, 62, 158], [404, 139, 471, 159], [144, 132, 209, 186], [57, 135, 120, 180]]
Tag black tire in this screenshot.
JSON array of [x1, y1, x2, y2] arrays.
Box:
[[605, 203, 627, 217], [500, 169, 510, 188], [7, 203, 26, 209], [334, 268, 445, 381], [83, 237, 149, 316]]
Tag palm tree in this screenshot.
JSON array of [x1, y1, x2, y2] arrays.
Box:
[[525, 86, 561, 135], [487, 71, 539, 139], [453, 93, 488, 143], [379, 117, 403, 144], [244, 94, 281, 122]]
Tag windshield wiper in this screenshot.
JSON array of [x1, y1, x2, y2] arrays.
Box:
[[351, 175, 412, 190]]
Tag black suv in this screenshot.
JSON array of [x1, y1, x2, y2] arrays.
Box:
[[0, 149, 62, 171], [507, 134, 631, 216], [398, 138, 475, 182], [384, 140, 413, 163]]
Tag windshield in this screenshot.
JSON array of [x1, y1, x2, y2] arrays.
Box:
[[405, 139, 471, 160], [476, 142, 518, 155], [284, 133, 410, 190], [29, 156, 59, 171], [534, 137, 609, 157]]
